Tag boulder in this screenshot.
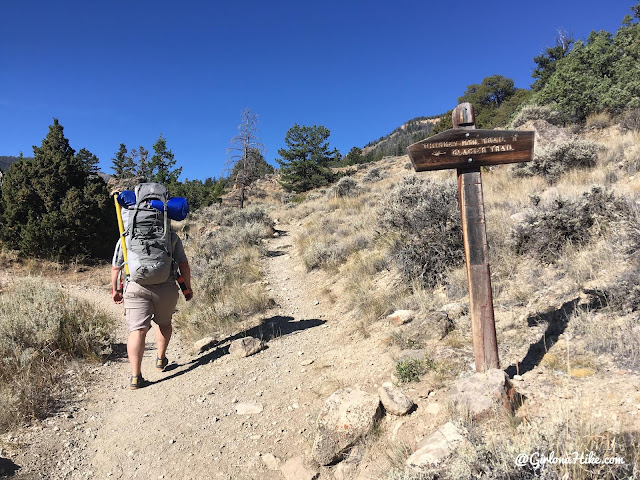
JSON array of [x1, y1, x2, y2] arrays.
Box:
[[378, 383, 414, 416], [406, 422, 467, 471], [312, 388, 381, 465], [449, 368, 522, 419], [398, 349, 427, 361], [229, 337, 264, 358]]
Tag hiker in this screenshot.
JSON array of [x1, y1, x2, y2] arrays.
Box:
[[110, 183, 193, 390]]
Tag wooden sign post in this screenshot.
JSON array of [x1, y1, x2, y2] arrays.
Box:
[[407, 103, 534, 372]]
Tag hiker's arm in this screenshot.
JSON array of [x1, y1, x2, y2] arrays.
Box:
[[178, 261, 193, 300], [111, 266, 123, 304]]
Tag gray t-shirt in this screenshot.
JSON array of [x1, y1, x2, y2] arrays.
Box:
[[112, 232, 188, 283]]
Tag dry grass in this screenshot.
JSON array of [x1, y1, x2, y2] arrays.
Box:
[[173, 206, 274, 340], [0, 278, 115, 432]]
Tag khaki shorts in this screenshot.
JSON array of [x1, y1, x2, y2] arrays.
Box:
[[124, 281, 180, 332]]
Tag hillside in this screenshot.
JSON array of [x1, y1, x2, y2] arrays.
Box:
[[361, 116, 441, 161], [2, 113, 640, 479], [0, 156, 30, 173]]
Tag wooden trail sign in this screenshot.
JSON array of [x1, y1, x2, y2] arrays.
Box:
[[408, 129, 534, 172], [407, 103, 534, 372]]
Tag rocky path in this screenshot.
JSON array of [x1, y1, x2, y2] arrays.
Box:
[[6, 221, 397, 480]]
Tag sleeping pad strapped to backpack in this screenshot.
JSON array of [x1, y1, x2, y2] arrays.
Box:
[[123, 183, 173, 285]]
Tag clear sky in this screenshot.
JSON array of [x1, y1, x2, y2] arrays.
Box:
[[0, 1, 635, 181]]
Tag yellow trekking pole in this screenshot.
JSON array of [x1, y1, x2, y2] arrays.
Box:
[[113, 193, 130, 277]]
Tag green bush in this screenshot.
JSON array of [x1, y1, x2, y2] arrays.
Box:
[[511, 186, 636, 263], [378, 176, 463, 287], [396, 358, 433, 383], [0, 279, 115, 431], [512, 138, 599, 182]]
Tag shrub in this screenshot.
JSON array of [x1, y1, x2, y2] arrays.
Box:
[[174, 207, 275, 339], [378, 176, 463, 287], [362, 167, 385, 183], [511, 104, 566, 128], [512, 138, 599, 182], [603, 269, 640, 315], [395, 358, 433, 383], [281, 192, 305, 205], [620, 107, 640, 133], [0, 279, 115, 431], [510, 186, 636, 263], [585, 112, 612, 130], [327, 176, 361, 199]]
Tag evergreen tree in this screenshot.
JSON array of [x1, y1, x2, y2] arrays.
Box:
[[76, 148, 100, 176], [534, 4, 640, 122], [344, 147, 364, 165], [457, 75, 521, 128], [277, 124, 338, 192], [1, 119, 115, 259], [111, 143, 136, 179], [137, 145, 150, 181], [149, 134, 181, 185], [532, 32, 574, 91]]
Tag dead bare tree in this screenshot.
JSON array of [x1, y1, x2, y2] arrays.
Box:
[[226, 108, 266, 208]]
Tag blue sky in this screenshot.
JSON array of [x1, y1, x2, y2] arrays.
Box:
[[0, 1, 635, 180]]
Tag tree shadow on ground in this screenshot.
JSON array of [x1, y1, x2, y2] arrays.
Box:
[[505, 290, 607, 378], [0, 457, 21, 477], [150, 315, 325, 387]]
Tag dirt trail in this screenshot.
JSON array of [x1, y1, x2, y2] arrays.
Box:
[[8, 221, 397, 480]]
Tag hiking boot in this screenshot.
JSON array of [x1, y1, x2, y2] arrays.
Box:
[[156, 356, 169, 371], [129, 375, 146, 390]]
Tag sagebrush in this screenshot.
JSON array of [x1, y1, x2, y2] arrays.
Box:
[[174, 205, 274, 339], [510, 186, 636, 263], [378, 176, 463, 287], [512, 138, 599, 182], [0, 278, 115, 432]]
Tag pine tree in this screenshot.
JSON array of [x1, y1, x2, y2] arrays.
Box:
[[137, 145, 150, 181], [277, 124, 338, 192], [149, 134, 181, 185], [1, 119, 115, 259], [111, 143, 136, 179], [76, 148, 100, 176]]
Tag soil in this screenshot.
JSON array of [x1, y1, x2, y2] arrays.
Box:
[[1, 220, 399, 480], [3, 216, 640, 479]]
